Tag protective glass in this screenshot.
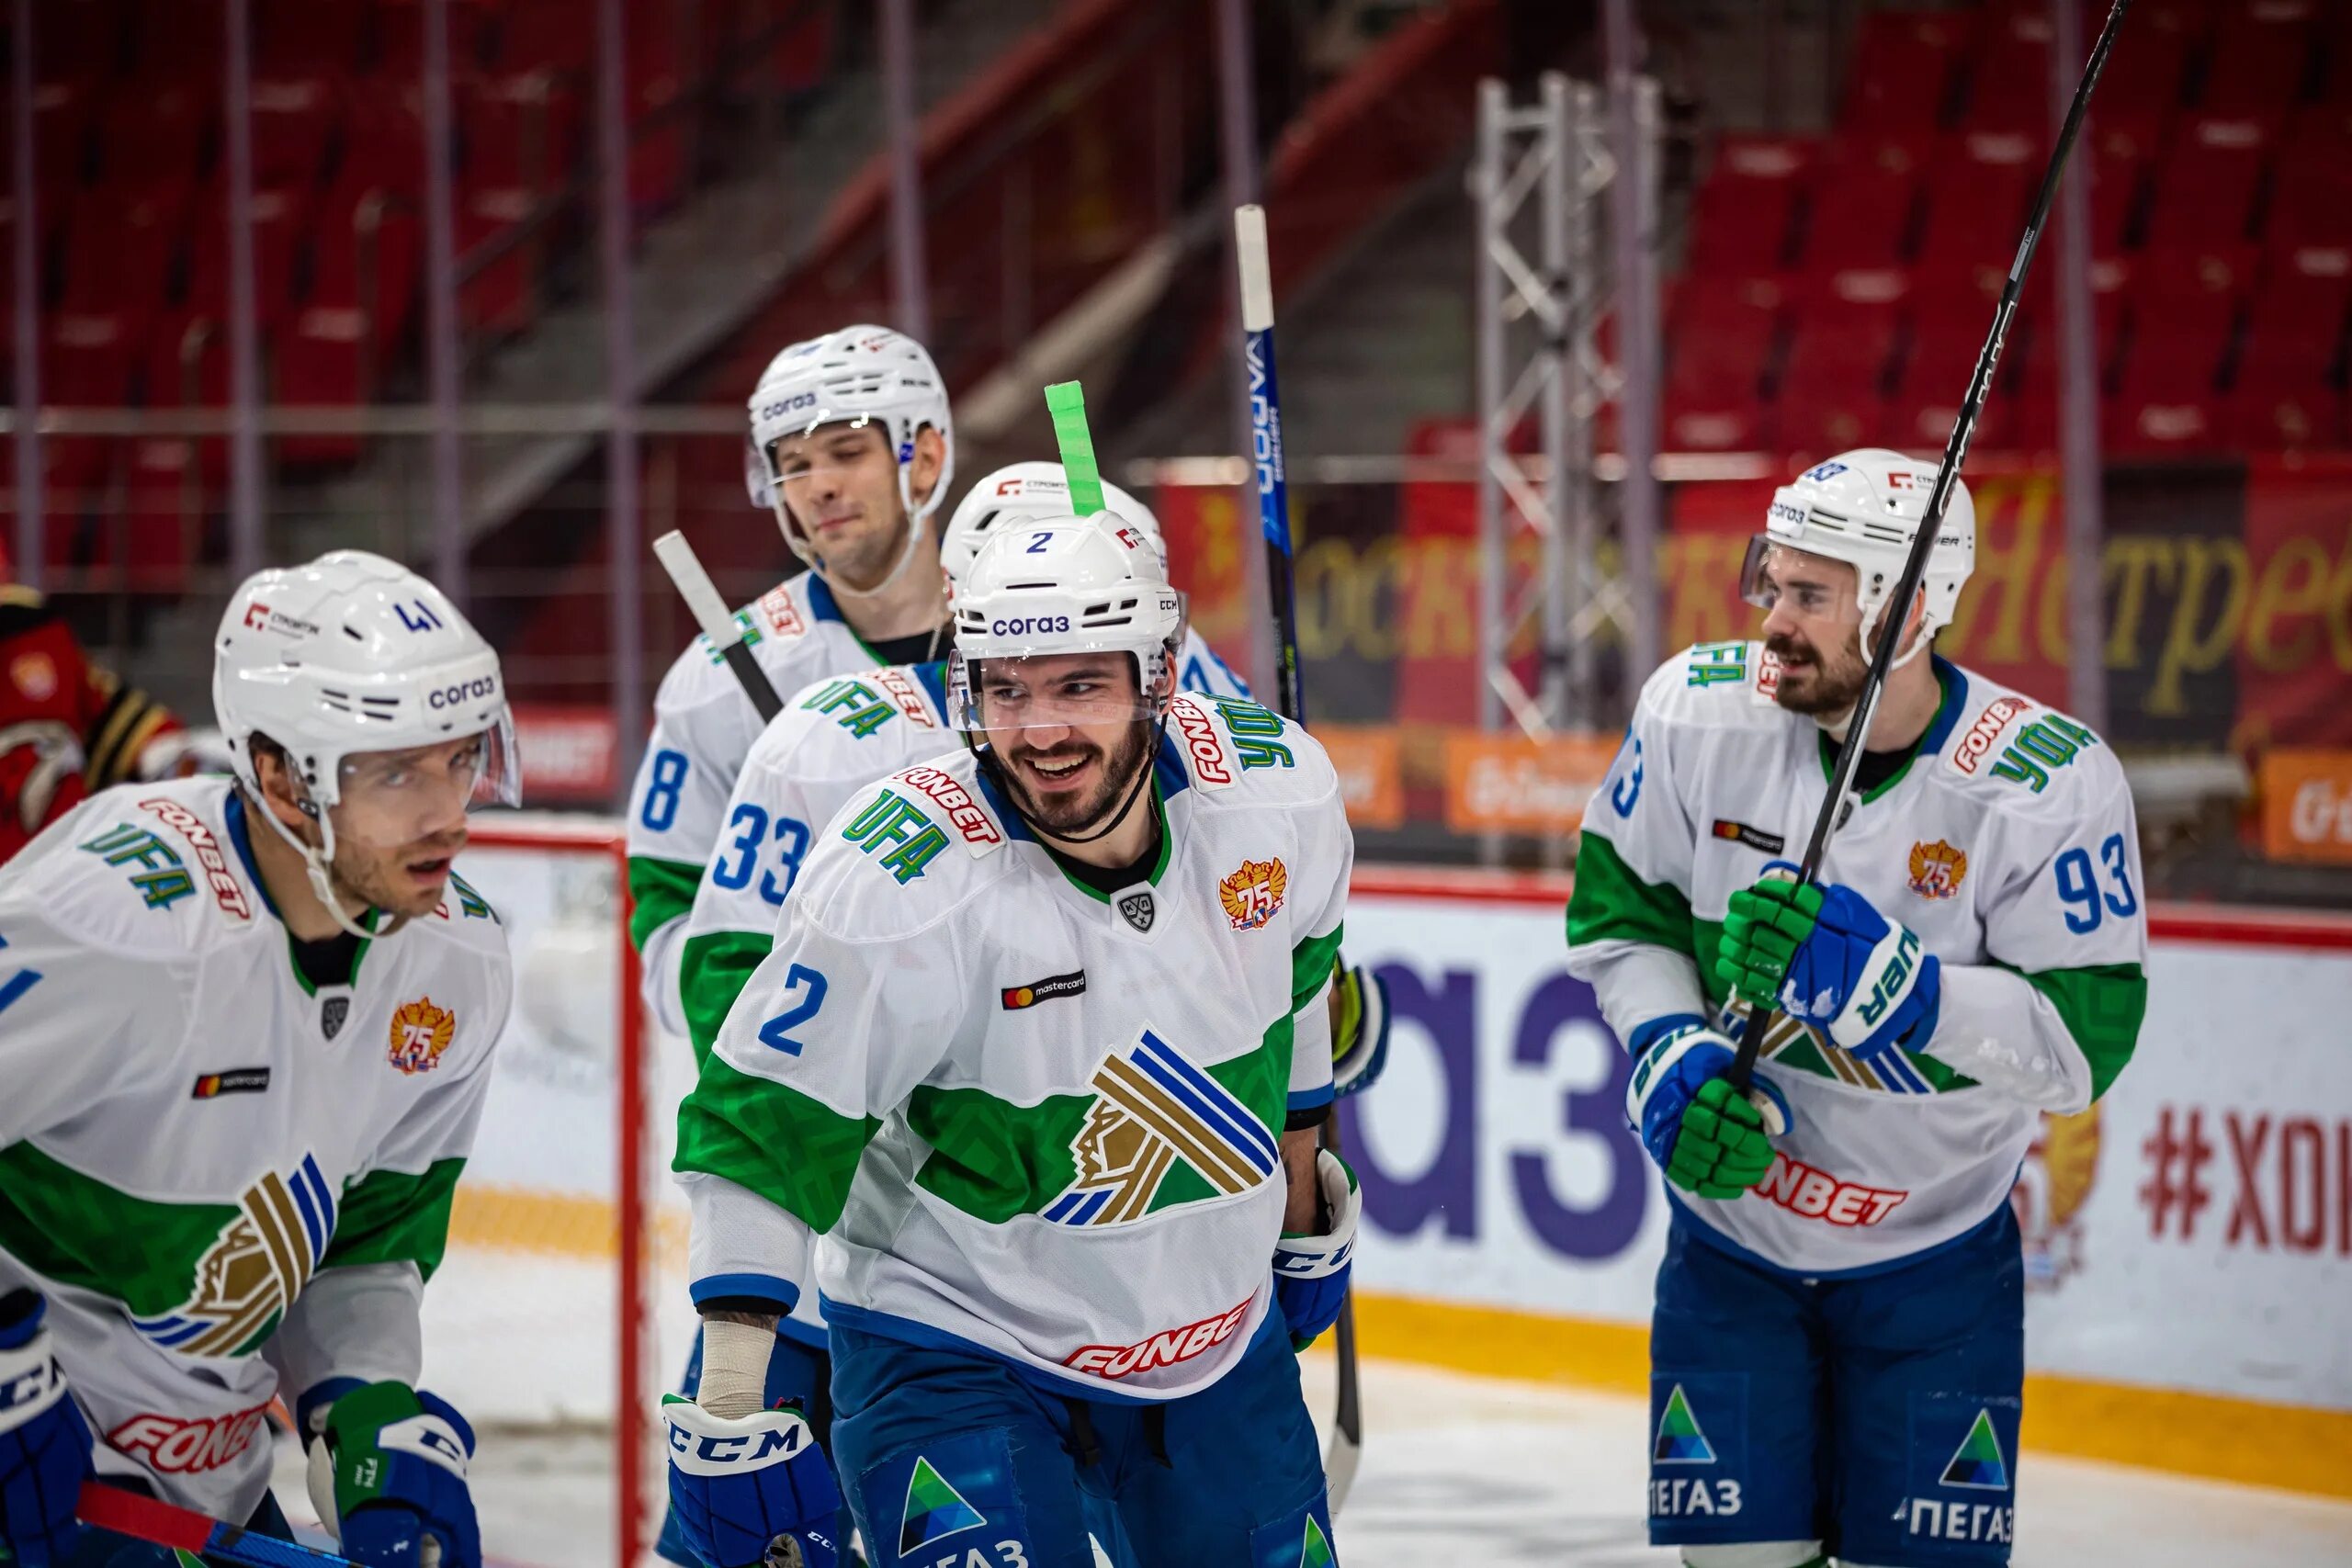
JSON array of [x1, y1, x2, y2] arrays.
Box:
[[328, 713, 521, 847], [1738, 535, 1853, 618], [947, 649, 1173, 736]]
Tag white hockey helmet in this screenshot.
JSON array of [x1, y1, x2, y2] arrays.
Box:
[[1741, 447, 1977, 665], [946, 514, 1182, 734], [214, 549, 517, 933], [743, 323, 954, 596], [941, 461, 1168, 591]]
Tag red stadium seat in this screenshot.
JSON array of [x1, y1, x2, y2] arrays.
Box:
[[1889, 265, 2010, 456], [2083, 114, 2161, 256], [271, 303, 372, 466], [1662, 276, 1783, 452], [2199, 0, 2321, 113], [1916, 130, 2037, 276], [1685, 137, 1815, 276], [1840, 9, 1975, 134], [95, 80, 215, 190], [458, 184, 541, 337], [57, 185, 188, 315], [463, 71, 582, 193], [496, 0, 595, 76], [1774, 269, 1908, 457], [2238, 244, 2352, 387], [2104, 358, 2222, 456], [184, 184, 311, 329], [16, 81, 98, 193], [119, 434, 206, 593], [123, 0, 222, 79], [369, 0, 495, 79], [310, 175, 423, 351], [38, 0, 130, 81], [2006, 258, 2132, 451], [1965, 6, 2054, 134], [2143, 114, 2274, 251], [43, 312, 141, 492], [2221, 383, 2343, 451], [249, 75, 341, 189], [2269, 109, 2352, 247], [2092, 0, 2199, 115], [1793, 133, 1928, 274], [254, 0, 367, 75]]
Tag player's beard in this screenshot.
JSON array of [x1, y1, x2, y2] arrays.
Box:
[[996, 719, 1156, 842], [1766, 626, 1870, 720], [328, 829, 467, 920]]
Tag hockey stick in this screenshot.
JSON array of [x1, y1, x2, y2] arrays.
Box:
[[77, 1481, 361, 1567], [1235, 202, 1364, 1510], [652, 530, 785, 723], [1727, 0, 2132, 1091]]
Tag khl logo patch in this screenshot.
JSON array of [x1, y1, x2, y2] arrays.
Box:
[[1116, 890, 1156, 933]]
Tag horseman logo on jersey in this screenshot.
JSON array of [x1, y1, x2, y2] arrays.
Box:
[[131, 1156, 335, 1359], [388, 998, 456, 1074], [1907, 840, 1968, 900], [1044, 1031, 1281, 1226], [1217, 857, 1288, 931]]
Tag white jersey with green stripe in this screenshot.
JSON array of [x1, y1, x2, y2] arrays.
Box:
[[0, 775, 511, 1521], [1565, 641, 2148, 1277], [626, 572, 900, 1034], [675, 693, 1347, 1402]]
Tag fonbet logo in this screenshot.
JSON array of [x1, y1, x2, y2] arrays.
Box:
[[1752, 1154, 1907, 1227], [108, 1404, 273, 1474], [1951, 694, 2032, 775], [427, 674, 498, 711], [1064, 1298, 1251, 1380], [989, 615, 1070, 637]]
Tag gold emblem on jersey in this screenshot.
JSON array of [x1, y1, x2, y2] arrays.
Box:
[[388, 997, 457, 1075], [132, 1156, 334, 1359], [1217, 857, 1288, 931], [1906, 840, 1968, 900], [1044, 1031, 1281, 1227]]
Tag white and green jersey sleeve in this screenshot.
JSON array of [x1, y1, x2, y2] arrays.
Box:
[[625, 573, 888, 1034], [1174, 627, 1252, 700], [0, 777, 511, 1521], [1566, 643, 2147, 1276], [675, 693, 1348, 1401]]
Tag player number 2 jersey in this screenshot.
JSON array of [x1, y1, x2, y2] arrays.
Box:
[[1566, 643, 2148, 1276], [673, 695, 1346, 1402]]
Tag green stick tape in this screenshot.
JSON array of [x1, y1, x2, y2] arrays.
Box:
[[1043, 381, 1106, 516]]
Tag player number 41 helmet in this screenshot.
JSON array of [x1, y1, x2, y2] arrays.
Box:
[[946, 515, 1182, 736], [213, 550, 517, 935], [1739, 446, 1978, 668], [742, 323, 954, 598]]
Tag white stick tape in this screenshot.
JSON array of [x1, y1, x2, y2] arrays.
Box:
[[652, 531, 740, 647], [1235, 204, 1275, 333]]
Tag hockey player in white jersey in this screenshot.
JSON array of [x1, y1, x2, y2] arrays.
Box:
[[664, 516, 1357, 1568], [0, 551, 516, 1568], [628, 324, 958, 1039], [1565, 450, 2149, 1568]]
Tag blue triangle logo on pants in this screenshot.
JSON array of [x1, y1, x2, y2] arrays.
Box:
[[900, 1454, 989, 1552]]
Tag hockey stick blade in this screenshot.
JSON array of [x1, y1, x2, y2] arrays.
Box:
[[652, 529, 784, 724], [78, 1482, 361, 1568], [1727, 0, 2134, 1089]]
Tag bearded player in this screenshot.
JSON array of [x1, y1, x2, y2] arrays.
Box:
[[1565, 449, 2148, 1568], [0, 551, 515, 1567], [663, 515, 1356, 1568]]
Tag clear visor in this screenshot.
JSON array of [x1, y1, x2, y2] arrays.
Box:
[[1738, 535, 1855, 617], [948, 649, 1173, 736], [327, 712, 521, 848]]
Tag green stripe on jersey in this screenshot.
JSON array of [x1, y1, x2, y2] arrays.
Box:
[[628, 856, 702, 954], [674, 1055, 884, 1232], [2007, 960, 2146, 1101], [680, 928, 776, 1068], [322, 1158, 466, 1280], [0, 1141, 239, 1315]]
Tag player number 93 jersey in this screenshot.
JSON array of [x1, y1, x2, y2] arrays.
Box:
[[1568, 641, 2148, 1277]]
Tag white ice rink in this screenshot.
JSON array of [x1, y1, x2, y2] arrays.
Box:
[[269, 1314, 2352, 1567]]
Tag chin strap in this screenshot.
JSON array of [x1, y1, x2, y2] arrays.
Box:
[[243, 783, 393, 942], [770, 451, 942, 604], [978, 716, 1170, 850]]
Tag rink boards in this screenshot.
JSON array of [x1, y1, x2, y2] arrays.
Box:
[[1338, 868, 2352, 1501]]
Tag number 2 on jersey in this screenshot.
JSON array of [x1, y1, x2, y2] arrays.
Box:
[[2052, 832, 2138, 933], [758, 964, 829, 1055]]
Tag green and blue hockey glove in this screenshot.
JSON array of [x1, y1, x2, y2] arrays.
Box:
[[0, 1290, 94, 1568], [1625, 1019, 1791, 1199], [301, 1380, 481, 1568], [1717, 874, 1942, 1064], [1274, 1148, 1360, 1348]]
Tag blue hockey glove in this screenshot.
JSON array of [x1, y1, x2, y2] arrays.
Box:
[[0, 1290, 94, 1568], [662, 1396, 841, 1568], [1625, 1019, 1792, 1200], [1329, 960, 1390, 1099], [1273, 1148, 1359, 1348], [1718, 874, 1941, 1062], [302, 1380, 481, 1568]]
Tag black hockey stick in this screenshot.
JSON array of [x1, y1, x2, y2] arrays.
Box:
[[1235, 203, 1364, 1509], [1729, 0, 2132, 1091], [652, 530, 785, 722]]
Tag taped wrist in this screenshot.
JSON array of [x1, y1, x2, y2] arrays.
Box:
[[698, 1317, 776, 1420]]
